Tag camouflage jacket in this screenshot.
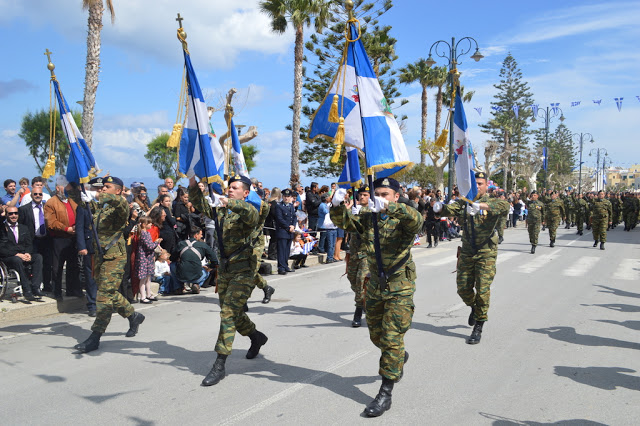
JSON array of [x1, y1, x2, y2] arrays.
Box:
[[523, 198, 544, 222], [563, 195, 575, 211], [591, 198, 612, 221], [94, 193, 130, 257], [545, 198, 565, 221], [574, 198, 588, 216], [330, 201, 423, 294], [254, 201, 270, 255], [347, 206, 369, 259], [190, 185, 259, 268], [441, 194, 509, 255]]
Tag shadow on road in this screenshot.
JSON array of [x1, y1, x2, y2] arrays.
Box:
[[411, 321, 469, 341], [554, 365, 640, 391], [595, 319, 640, 331], [594, 284, 640, 299], [584, 303, 640, 313], [479, 411, 607, 425], [528, 326, 640, 351]]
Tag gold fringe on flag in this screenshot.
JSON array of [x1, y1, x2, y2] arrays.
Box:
[[42, 155, 56, 179], [167, 123, 183, 148]]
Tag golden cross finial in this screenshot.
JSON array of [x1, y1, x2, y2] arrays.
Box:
[[44, 48, 55, 77], [44, 49, 53, 62], [176, 13, 184, 28]]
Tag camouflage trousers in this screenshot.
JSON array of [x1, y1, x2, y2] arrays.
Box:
[[575, 214, 585, 232], [91, 253, 134, 334], [457, 249, 497, 322], [592, 219, 608, 242], [366, 286, 414, 381], [347, 255, 368, 308], [527, 220, 541, 245], [546, 217, 561, 242], [625, 212, 638, 228], [565, 211, 574, 225], [215, 267, 257, 355], [496, 217, 506, 238]]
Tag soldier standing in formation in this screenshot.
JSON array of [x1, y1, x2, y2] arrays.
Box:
[[622, 192, 639, 231], [345, 185, 371, 328], [574, 192, 588, 236], [610, 193, 622, 229], [591, 190, 612, 250], [522, 189, 544, 254], [495, 191, 508, 244], [74, 176, 145, 354], [190, 175, 269, 387], [434, 172, 509, 345], [330, 177, 422, 417], [563, 190, 575, 229], [543, 191, 565, 247]]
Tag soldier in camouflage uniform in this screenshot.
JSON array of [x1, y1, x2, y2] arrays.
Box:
[[192, 175, 268, 387], [330, 177, 422, 417], [574, 192, 588, 236], [585, 193, 595, 230], [251, 198, 275, 304], [610, 193, 622, 229], [494, 191, 508, 244], [622, 192, 639, 231], [346, 185, 371, 327], [522, 190, 544, 254], [543, 191, 565, 247], [74, 177, 145, 354], [563, 190, 575, 228], [591, 190, 613, 250], [434, 172, 509, 345]]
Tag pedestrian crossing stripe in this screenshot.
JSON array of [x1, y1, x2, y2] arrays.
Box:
[[563, 256, 600, 277], [613, 259, 640, 281], [516, 249, 562, 274]]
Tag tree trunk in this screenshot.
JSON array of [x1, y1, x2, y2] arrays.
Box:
[[434, 86, 443, 139], [82, 1, 104, 149], [434, 164, 444, 192], [420, 84, 427, 165], [290, 25, 304, 188]]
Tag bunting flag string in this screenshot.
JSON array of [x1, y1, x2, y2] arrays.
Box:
[[530, 104, 539, 117], [550, 103, 560, 115], [571, 101, 581, 107], [593, 99, 602, 105], [615, 97, 623, 112], [474, 107, 482, 117]]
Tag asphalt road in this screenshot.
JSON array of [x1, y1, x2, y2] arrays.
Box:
[[1, 224, 639, 425]]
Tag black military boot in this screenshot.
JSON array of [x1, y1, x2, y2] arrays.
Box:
[[125, 312, 145, 337], [364, 377, 394, 417], [396, 351, 409, 382], [434, 239, 438, 247], [352, 307, 363, 327], [246, 330, 268, 359], [468, 306, 476, 326], [244, 303, 249, 312], [498, 236, 504, 244], [74, 331, 102, 353], [578, 231, 583, 235], [550, 240, 555, 247], [467, 321, 484, 345], [531, 245, 536, 254], [201, 354, 227, 386], [593, 240, 598, 248], [600, 242, 605, 250], [427, 242, 433, 248], [262, 285, 275, 304]]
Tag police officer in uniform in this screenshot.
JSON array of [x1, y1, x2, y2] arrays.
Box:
[[433, 172, 509, 344], [275, 188, 297, 275], [74, 177, 145, 354], [330, 177, 423, 417]]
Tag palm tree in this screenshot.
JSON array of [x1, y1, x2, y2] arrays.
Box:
[[81, 0, 115, 149], [259, 0, 331, 187], [430, 66, 448, 139], [398, 60, 441, 165]]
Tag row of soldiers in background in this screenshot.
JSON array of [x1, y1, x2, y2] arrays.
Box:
[[493, 187, 640, 254]]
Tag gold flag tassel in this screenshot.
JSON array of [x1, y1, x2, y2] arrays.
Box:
[[435, 76, 457, 149], [43, 51, 57, 180], [331, 117, 345, 163], [328, 94, 340, 123], [168, 66, 187, 148]]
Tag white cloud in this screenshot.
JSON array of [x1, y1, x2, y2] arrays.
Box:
[[1, 129, 18, 138], [95, 111, 170, 130]]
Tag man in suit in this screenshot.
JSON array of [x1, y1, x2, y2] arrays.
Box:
[[275, 188, 297, 275], [0, 206, 43, 301], [18, 186, 53, 292], [76, 178, 102, 317], [305, 182, 321, 231], [44, 176, 81, 300]]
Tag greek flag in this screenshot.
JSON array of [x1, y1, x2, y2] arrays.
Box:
[[453, 85, 477, 201], [52, 80, 97, 185], [337, 146, 361, 189], [571, 161, 585, 172], [512, 104, 519, 118], [491, 105, 503, 113], [530, 104, 539, 117], [309, 22, 411, 178], [302, 239, 317, 255], [542, 147, 548, 171], [474, 107, 482, 116], [179, 51, 224, 191], [229, 118, 249, 178]]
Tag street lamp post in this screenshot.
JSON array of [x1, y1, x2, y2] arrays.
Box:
[[532, 106, 564, 190], [425, 37, 483, 202], [602, 155, 612, 191], [589, 148, 608, 191], [571, 132, 594, 195]]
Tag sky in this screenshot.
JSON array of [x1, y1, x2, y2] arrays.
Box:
[[0, 0, 638, 192]]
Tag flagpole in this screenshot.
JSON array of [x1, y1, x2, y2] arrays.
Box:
[[572, 132, 593, 195]]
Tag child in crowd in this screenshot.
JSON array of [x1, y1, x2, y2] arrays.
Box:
[[154, 249, 172, 295], [135, 217, 162, 303], [289, 232, 308, 269], [18, 177, 30, 203]]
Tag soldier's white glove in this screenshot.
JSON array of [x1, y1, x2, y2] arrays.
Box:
[[81, 190, 96, 203], [211, 193, 224, 207], [368, 199, 375, 210], [467, 202, 481, 216], [433, 201, 443, 213], [331, 188, 348, 207], [372, 196, 389, 212]]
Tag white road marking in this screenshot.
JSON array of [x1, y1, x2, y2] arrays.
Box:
[[217, 350, 371, 425], [516, 249, 562, 274], [563, 256, 600, 277], [496, 251, 521, 265], [613, 259, 640, 281], [422, 256, 456, 266]]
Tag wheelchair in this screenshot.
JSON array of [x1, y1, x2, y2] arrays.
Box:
[[0, 261, 25, 303]]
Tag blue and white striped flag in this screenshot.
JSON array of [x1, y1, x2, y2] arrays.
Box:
[[302, 239, 317, 255], [474, 107, 482, 116], [614, 97, 623, 111], [337, 146, 361, 189], [491, 105, 502, 113], [179, 51, 224, 192], [530, 104, 539, 117], [309, 22, 411, 178], [512, 104, 519, 119], [550, 103, 560, 115], [229, 118, 249, 178], [52, 80, 97, 185], [542, 147, 548, 171], [453, 85, 477, 202]]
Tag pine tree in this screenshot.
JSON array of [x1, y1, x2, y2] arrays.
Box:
[[299, 0, 407, 178], [480, 53, 535, 191], [533, 123, 575, 187]]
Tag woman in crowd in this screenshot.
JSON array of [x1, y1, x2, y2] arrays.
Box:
[[318, 193, 337, 263], [265, 188, 281, 261], [153, 194, 177, 254], [173, 187, 194, 240], [132, 186, 151, 214]]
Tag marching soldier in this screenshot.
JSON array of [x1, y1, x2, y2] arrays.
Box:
[[622, 192, 638, 231], [523, 189, 544, 254], [574, 193, 588, 236], [330, 177, 422, 417], [494, 190, 508, 244], [252, 196, 276, 304], [610, 193, 622, 229], [74, 177, 145, 354], [563, 190, 575, 228], [543, 191, 565, 247], [346, 185, 371, 327], [433, 172, 509, 345], [591, 190, 612, 250], [189, 176, 269, 387]]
